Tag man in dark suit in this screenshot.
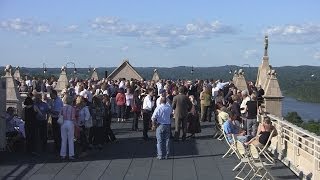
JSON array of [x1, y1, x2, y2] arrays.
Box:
[[172, 86, 192, 141]]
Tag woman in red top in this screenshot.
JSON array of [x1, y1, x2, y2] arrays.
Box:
[[116, 88, 126, 122]]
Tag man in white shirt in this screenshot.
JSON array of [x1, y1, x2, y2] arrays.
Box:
[[216, 79, 230, 90], [142, 88, 155, 140], [119, 78, 126, 89]]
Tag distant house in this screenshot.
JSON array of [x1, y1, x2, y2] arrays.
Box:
[[107, 60, 143, 81]]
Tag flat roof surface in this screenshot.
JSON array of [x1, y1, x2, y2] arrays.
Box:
[[0, 120, 298, 180]]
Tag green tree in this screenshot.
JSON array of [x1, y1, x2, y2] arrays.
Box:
[[285, 112, 303, 125]]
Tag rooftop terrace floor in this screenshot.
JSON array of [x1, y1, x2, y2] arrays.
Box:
[[0, 120, 299, 180]]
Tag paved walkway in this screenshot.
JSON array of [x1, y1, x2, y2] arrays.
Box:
[[0, 120, 299, 180]]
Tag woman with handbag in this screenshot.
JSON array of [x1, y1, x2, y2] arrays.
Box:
[[60, 95, 76, 160], [131, 90, 142, 131]]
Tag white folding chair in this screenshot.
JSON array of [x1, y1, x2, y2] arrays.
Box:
[[248, 144, 275, 180], [222, 127, 238, 158], [257, 129, 276, 164], [234, 140, 253, 179], [216, 110, 229, 141]]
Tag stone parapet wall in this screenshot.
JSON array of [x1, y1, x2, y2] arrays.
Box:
[[268, 114, 320, 180]]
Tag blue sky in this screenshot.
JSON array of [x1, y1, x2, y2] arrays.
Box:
[[1, 0, 320, 68]]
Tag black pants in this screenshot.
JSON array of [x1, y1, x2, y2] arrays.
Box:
[[51, 117, 61, 152], [132, 111, 140, 130], [37, 121, 47, 152], [25, 123, 36, 153], [142, 111, 151, 138], [104, 117, 116, 142], [117, 105, 125, 119], [125, 105, 132, 119], [88, 127, 94, 145], [79, 126, 88, 152]]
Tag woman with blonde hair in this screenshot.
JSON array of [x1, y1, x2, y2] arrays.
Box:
[[244, 116, 277, 147], [60, 95, 76, 160]]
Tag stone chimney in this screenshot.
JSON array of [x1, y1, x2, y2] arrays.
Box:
[[0, 76, 6, 151], [256, 35, 271, 90], [91, 68, 99, 81], [55, 66, 68, 92], [13, 66, 21, 81], [3, 65, 23, 116], [263, 69, 284, 117], [234, 69, 248, 91], [152, 69, 160, 81], [232, 70, 238, 84]]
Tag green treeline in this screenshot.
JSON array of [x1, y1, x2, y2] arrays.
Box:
[[285, 112, 320, 135], [1, 65, 320, 103]]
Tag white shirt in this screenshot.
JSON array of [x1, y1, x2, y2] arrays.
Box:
[[125, 93, 133, 106], [143, 95, 154, 111], [216, 82, 229, 90], [119, 81, 125, 89], [25, 80, 32, 87], [156, 82, 163, 95], [240, 96, 251, 114]]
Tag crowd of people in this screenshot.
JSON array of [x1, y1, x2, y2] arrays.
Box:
[[5, 75, 277, 160]]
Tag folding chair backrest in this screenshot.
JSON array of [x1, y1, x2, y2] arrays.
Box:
[[249, 144, 260, 159], [236, 140, 247, 157], [218, 111, 229, 125], [259, 129, 275, 152]]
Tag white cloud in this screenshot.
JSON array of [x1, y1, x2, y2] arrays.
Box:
[[121, 46, 129, 52], [243, 49, 259, 59], [264, 23, 320, 44], [65, 25, 78, 32], [91, 17, 236, 48], [55, 41, 72, 48], [0, 18, 50, 34], [314, 51, 320, 60]]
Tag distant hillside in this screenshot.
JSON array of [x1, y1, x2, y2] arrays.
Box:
[[1, 65, 320, 103]]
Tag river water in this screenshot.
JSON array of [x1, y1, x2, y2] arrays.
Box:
[[283, 97, 320, 121]]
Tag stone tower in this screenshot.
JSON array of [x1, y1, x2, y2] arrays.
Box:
[[55, 66, 68, 92], [234, 69, 248, 91], [263, 69, 284, 117], [0, 74, 6, 151], [13, 66, 21, 81], [91, 68, 99, 81], [256, 35, 271, 89], [3, 65, 23, 116], [152, 69, 160, 81]]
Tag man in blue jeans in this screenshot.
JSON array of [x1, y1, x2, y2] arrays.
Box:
[[151, 97, 172, 160]]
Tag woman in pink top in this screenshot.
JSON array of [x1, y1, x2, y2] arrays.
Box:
[[60, 95, 76, 160], [116, 88, 126, 122]]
